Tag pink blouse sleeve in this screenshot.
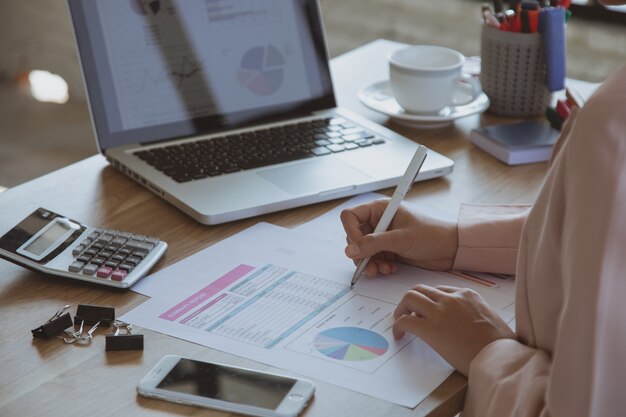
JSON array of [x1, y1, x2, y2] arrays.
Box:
[[452, 204, 531, 274], [462, 66, 626, 417], [464, 339, 551, 415]]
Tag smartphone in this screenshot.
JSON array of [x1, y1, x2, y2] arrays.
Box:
[[137, 355, 315, 417]]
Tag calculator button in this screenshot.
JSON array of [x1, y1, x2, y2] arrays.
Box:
[[99, 250, 113, 258], [131, 234, 146, 242], [126, 256, 141, 265], [126, 241, 153, 251], [92, 257, 106, 266], [132, 250, 148, 259], [91, 242, 104, 249], [68, 261, 85, 272], [118, 232, 132, 239], [145, 237, 160, 246], [112, 254, 126, 262], [119, 247, 132, 255], [82, 264, 99, 275], [96, 235, 113, 244], [77, 254, 92, 263], [111, 237, 127, 246], [84, 248, 99, 256], [111, 269, 128, 282], [118, 263, 135, 272], [72, 245, 85, 256], [88, 232, 100, 240], [105, 260, 120, 268], [105, 244, 120, 251], [96, 266, 113, 278]]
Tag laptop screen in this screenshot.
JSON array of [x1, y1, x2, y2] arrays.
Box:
[[68, 0, 336, 152]]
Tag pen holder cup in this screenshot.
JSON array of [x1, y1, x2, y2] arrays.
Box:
[[480, 26, 552, 117]]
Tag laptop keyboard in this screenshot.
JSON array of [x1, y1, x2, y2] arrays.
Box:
[[133, 117, 386, 183]]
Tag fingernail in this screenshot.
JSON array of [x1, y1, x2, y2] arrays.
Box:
[[346, 244, 360, 257]]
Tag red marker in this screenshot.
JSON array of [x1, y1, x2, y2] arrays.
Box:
[[556, 99, 572, 120], [527, 9, 540, 32]]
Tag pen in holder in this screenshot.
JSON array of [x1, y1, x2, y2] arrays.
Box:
[[480, 25, 552, 117]]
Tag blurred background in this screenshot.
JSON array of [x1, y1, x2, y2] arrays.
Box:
[[1, 0, 625, 190]]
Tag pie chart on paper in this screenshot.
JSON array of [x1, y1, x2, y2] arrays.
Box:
[[237, 45, 285, 96], [313, 327, 389, 361]]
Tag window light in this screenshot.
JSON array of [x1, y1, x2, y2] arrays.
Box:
[[28, 70, 69, 104]]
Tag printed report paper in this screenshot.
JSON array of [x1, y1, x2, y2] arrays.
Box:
[[126, 222, 514, 407], [295, 193, 516, 325]]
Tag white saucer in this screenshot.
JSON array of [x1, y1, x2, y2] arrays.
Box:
[[358, 80, 490, 128]]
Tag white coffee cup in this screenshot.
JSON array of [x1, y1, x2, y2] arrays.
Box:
[[389, 45, 482, 114]]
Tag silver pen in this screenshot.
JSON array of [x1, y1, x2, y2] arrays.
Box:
[[351, 145, 428, 288]]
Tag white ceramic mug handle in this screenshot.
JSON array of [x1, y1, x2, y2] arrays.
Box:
[[453, 74, 482, 106]]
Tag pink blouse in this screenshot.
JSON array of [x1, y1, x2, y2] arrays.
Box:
[[453, 65, 626, 416]]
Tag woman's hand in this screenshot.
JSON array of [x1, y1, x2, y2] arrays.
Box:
[[393, 284, 515, 376], [340, 199, 458, 277]]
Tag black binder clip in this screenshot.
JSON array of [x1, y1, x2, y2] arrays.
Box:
[[31, 305, 74, 339], [105, 321, 144, 351], [74, 304, 115, 326]]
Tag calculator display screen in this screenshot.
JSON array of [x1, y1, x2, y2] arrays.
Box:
[[23, 222, 72, 256], [0, 208, 86, 265]]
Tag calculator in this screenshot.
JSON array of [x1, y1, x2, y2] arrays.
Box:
[[0, 208, 167, 289]]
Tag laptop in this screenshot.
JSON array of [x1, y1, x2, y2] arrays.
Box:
[[68, 0, 453, 225]]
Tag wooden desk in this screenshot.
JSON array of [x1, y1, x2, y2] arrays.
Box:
[[0, 40, 547, 417]]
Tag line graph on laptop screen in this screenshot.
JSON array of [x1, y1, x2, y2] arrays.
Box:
[[118, 45, 216, 127]]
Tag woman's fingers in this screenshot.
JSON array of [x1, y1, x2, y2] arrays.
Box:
[[393, 287, 439, 321], [434, 285, 462, 294], [392, 285, 449, 339], [340, 200, 388, 243], [392, 313, 429, 340], [345, 229, 408, 260]]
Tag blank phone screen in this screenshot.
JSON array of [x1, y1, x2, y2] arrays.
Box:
[[157, 359, 296, 410]]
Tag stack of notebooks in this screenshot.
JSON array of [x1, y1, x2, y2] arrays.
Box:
[[469, 120, 560, 165]]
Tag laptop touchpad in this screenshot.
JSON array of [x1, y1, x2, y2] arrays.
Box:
[[257, 158, 371, 195]]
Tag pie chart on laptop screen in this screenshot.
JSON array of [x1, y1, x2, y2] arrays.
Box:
[[313, 327, 389, 361], [237, 45, 285, 96]]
